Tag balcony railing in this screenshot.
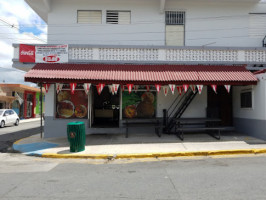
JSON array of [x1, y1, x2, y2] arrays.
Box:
[[13, 44, 266, 66]]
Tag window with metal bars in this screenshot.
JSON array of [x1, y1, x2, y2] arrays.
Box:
[[165, 11, 185, 25], [106, 10, 131, 24]]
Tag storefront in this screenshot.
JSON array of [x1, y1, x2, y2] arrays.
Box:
[[0, 84, 45, 119], [24, 63, 257, 138]]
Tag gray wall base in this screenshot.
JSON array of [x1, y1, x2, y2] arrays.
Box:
[[234, 118, 266, 140], [44, 117, 156, 138]]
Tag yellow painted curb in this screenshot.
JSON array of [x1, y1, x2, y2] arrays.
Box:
[[41, 149, 266, 159], [13, 138, 24, 145]]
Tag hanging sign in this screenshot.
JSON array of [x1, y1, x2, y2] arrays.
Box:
[[126, 84, 134, 94], [35, 45, 68, 63], [224, 85, 231, 93], [190, 85, 196, 93], [56, 83, 63, 94], [146, 85, 150, 92], [211, 85, 217, 93], [83, 83, 91, 95], [176, 86, 183, 95], [112, 84, 120, 94], [20, 44, 68, 63], [169, 84, 175, 95], [183, 84, 189, 93], [43, 84, 50, 93], [163, 86, 168, 96], [155, 84, 161, 92], [70, 83, 77, 94], [96, 84, 105, 95], [197, 85, 203, 94]]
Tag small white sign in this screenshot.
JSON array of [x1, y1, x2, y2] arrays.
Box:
[[35, 45, 68, 63]]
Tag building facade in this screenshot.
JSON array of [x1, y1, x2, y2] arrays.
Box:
[[0, 84, 45, 119], [13, 0, 266, 138]]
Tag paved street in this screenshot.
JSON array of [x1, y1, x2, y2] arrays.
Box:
[[0, 153, 266, 200], [0, 120, 41, 152]]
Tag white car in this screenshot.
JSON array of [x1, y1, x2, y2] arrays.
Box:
[[0, 109, 20, 128]]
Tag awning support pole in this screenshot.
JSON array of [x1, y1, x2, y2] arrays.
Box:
[[40, 83, 43, 139]]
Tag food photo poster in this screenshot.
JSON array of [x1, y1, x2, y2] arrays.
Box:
[[56, 90, 88, 119], [122, 91, 157, 119]]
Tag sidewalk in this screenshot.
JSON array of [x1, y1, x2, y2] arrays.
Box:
[[20, 118, 41, 124], [13, 132, 266, 159]]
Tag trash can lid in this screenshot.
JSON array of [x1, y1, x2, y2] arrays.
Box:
[[67, 121, 85, 126]]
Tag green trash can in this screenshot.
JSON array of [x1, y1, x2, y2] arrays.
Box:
[[67, 121, 86, 152]]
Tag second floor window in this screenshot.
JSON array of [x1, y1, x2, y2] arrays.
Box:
[[165, 11, 185, 46], [106, 11, 131, 24], [77, 10, 102, 24]]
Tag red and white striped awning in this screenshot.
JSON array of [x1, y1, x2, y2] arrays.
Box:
[[24, 63, 257, 85]]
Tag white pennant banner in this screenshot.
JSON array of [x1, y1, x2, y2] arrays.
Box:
[[163, 86, 168, 96], [169, 84, 175, 95], [190, 85, 196, 93], [197, 85, 203, 94], [112, 84, 120, 94], [134, 85, 139, 93], [56, 83, 63, 94], [83, 83, 91, 95], [183, 84, 189, 93], [211, 85, 217, 93], [108, 85, 112, 93], [224, 85, 231, 93], [155, 84, 161, 92]]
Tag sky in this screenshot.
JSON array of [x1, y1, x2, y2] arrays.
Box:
[[0, 0, 47, 86]]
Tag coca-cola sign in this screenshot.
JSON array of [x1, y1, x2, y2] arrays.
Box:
[[19, 44, 68, 63], [19, 44, 35, 63]]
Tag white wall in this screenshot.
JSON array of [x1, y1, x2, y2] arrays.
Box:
[[47, 0, 266, 47], [45, 84, 55, 117], [157, 87, 207, 118], [233, 75, 266, 120]]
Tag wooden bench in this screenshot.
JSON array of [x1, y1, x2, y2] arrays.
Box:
[[174, 118, 223, 140], [123, 119, 162, 138]]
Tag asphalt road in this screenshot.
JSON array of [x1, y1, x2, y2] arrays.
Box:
[[0, 154, 266, 200], [0, 121, 41, 152]]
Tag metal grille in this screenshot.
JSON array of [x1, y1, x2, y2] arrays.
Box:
[[106, 11, 119, 24], [106, 11, 130, 24], [165, 11, 185, 25]]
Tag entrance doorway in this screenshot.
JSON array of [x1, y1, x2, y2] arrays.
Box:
[[91, 86, 120, 128], [207, 86, 233, 126]]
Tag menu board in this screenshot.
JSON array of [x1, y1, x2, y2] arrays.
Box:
[[56, 90, 88, 119], [122, 91, 156, 119]]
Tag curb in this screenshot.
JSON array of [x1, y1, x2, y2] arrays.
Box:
[[39, 149, 266, 159]]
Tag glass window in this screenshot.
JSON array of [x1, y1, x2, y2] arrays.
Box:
[[241, 91, 252, 108]]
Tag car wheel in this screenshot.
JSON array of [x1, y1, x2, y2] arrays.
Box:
[[15, 119, 19, 126], [0, 120, 5, 128]]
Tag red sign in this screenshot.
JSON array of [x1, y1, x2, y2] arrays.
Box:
[[43, 55, 60, 63], [19, 44, 35, 63]]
